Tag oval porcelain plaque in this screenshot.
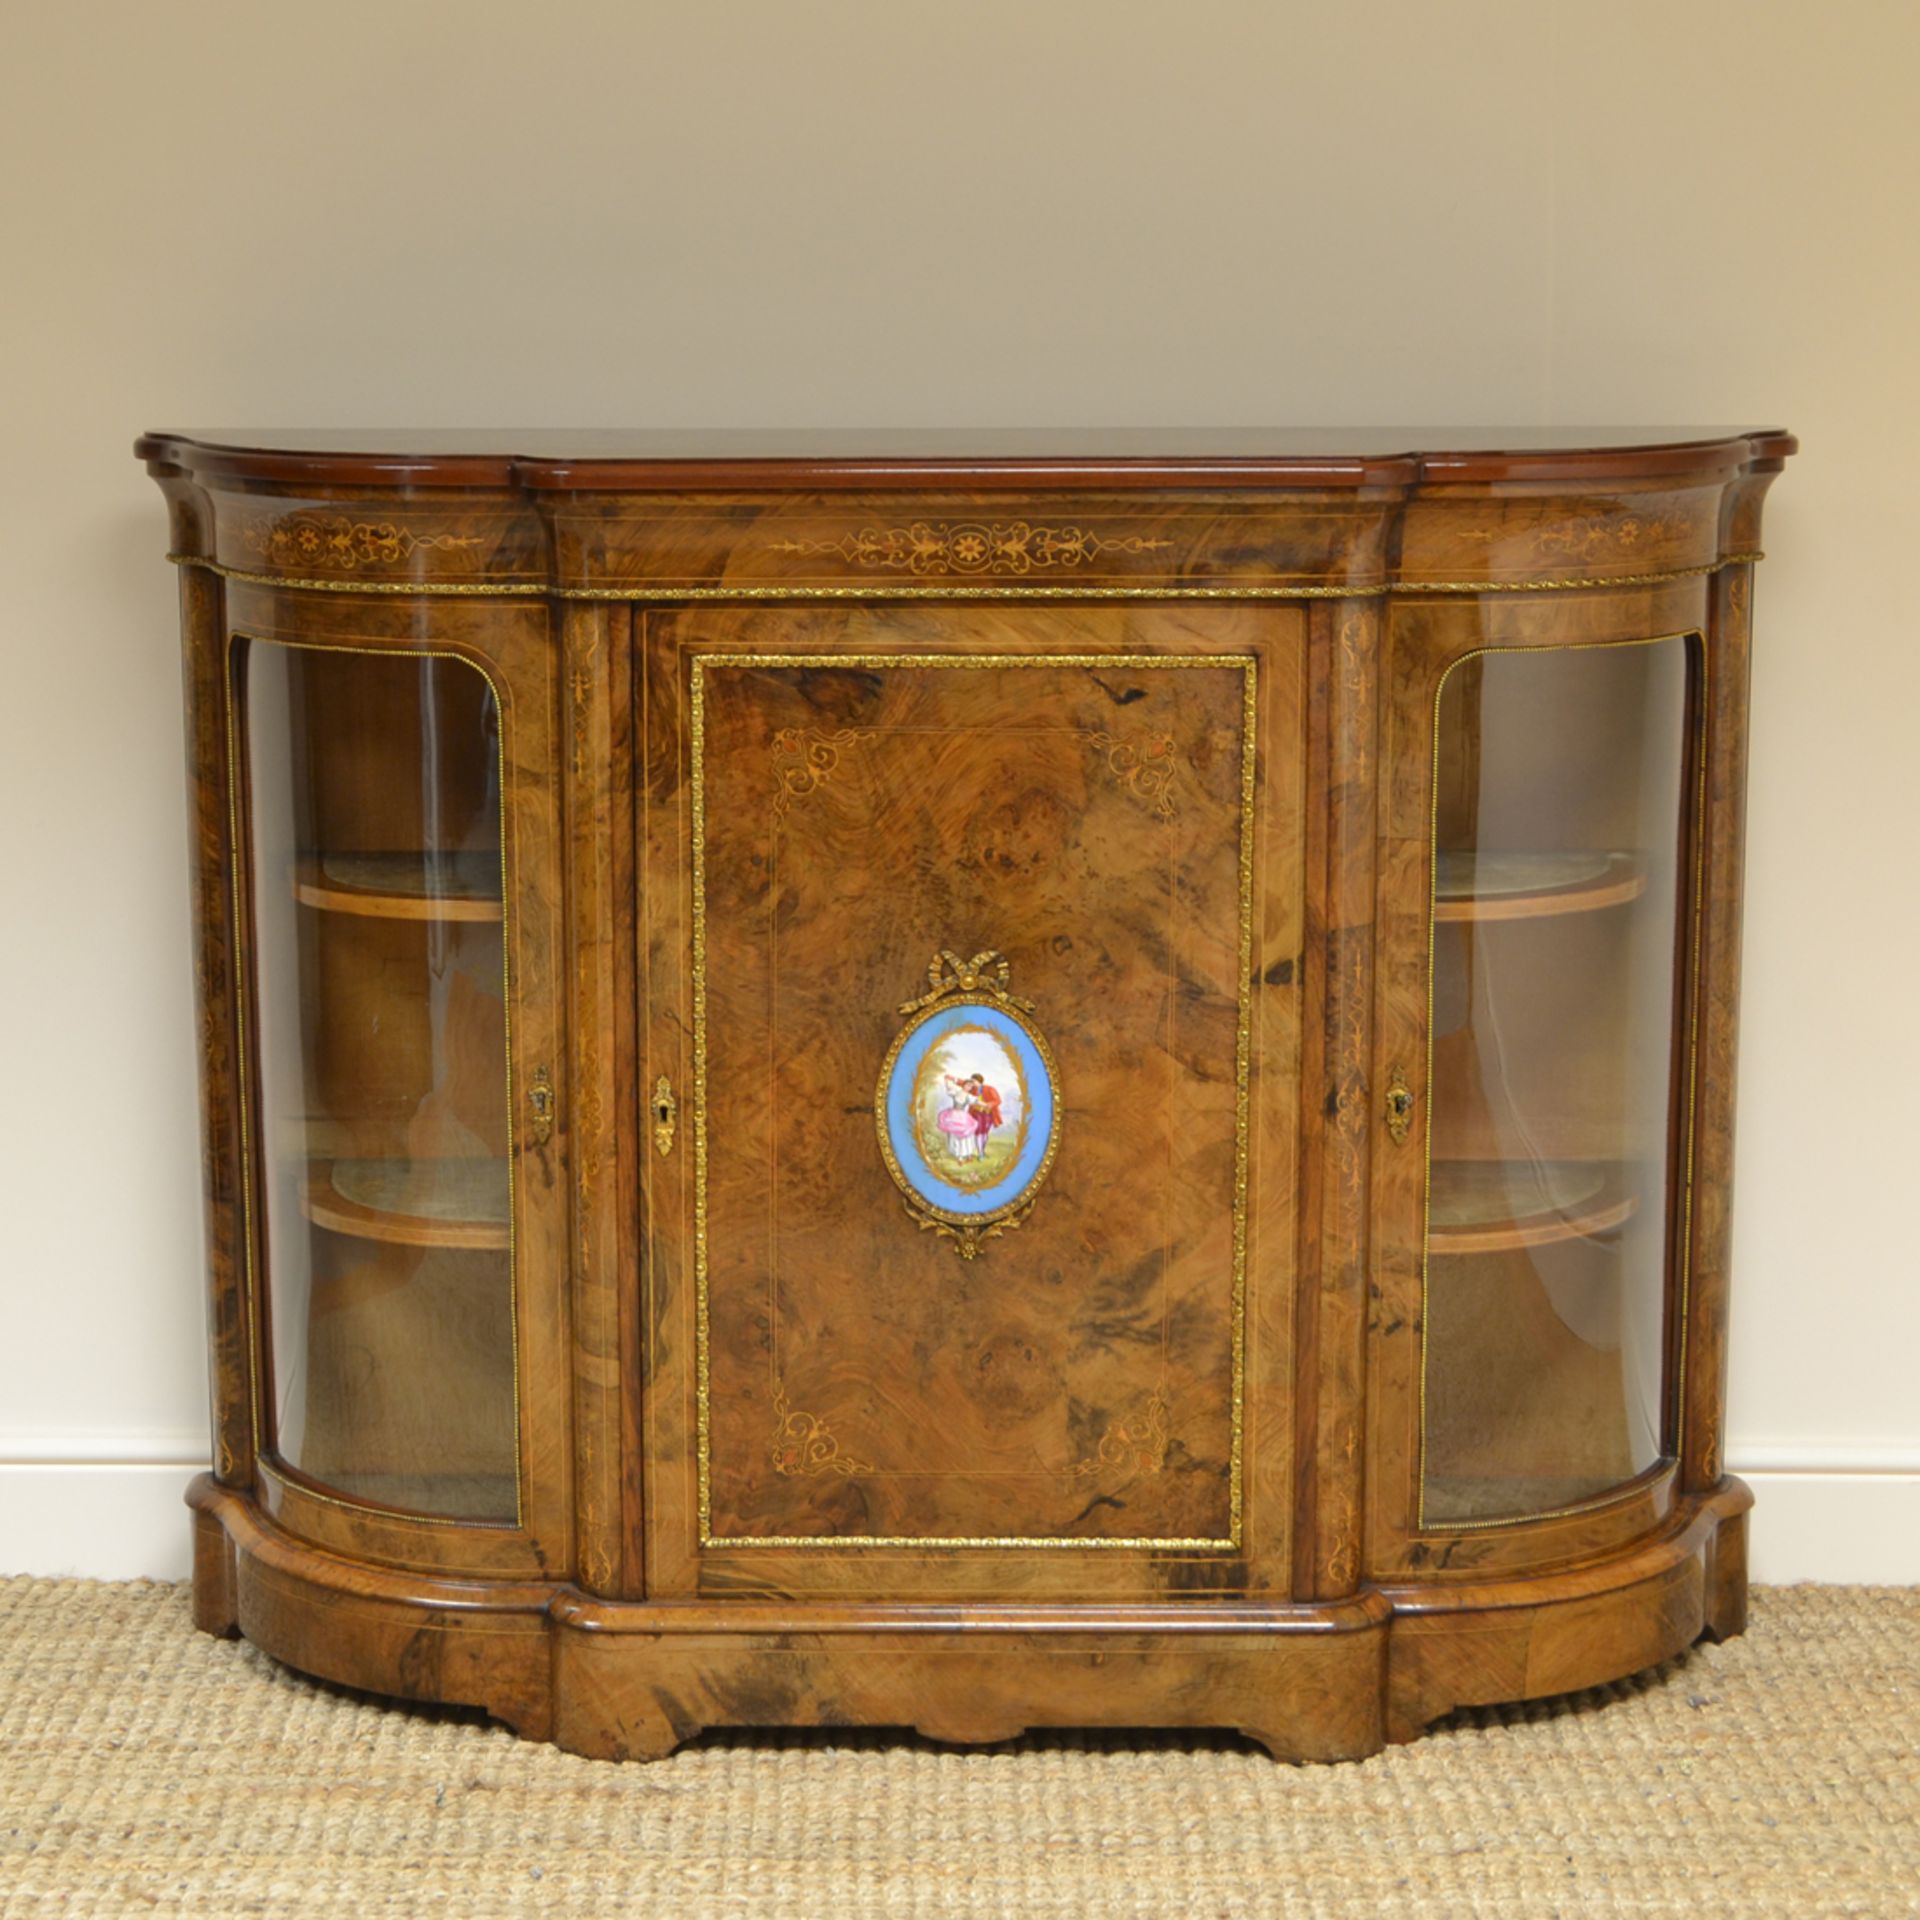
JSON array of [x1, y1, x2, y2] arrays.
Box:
[[876, 960, 1059, 1255]]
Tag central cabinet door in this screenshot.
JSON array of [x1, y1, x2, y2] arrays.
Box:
[[639, 602, 1304, 1598]]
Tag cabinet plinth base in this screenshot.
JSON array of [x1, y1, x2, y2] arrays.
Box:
[[185, 1475, 1751, 1764]]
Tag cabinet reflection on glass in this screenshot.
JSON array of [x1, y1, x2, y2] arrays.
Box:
[[1422, 636, 1693, 1526], [237, 640, 517, 1522]]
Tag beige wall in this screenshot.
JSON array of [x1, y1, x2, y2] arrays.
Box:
[[2, 0, 1913, 1577]]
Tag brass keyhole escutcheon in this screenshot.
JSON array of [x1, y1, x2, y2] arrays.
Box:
[[1384, 1070, 1415, 1145], [652, 1076, 678, 1157], [528, 1066, 556, 1146]]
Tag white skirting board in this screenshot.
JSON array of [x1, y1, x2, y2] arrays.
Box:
[[0, 1449, 1915, 1585], [2, 1460, 204, 1581]]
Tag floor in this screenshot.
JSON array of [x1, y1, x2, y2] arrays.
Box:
[[0, 1580, 1914, 1917]]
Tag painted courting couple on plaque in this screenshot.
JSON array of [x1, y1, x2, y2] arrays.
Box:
[[930, 1051, 1015, 1182], [877, 950, 1059, 1258]]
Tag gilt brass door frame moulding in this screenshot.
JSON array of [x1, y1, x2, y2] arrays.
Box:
[[688, 652, 1258, 1552], [166, 551, 1764, 600]]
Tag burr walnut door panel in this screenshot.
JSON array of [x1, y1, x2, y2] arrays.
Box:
[[638, 602, 1305, 1599]]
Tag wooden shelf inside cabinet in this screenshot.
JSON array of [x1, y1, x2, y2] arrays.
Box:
[[1428, 1159, 1637, 1255], [275, 1471, 520, 1524], [299, 1157, 510, 1252], [291, 851, 503, 923], [1433, 850, 1647, 923]]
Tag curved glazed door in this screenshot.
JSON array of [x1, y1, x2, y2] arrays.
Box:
[[1371, 592, 1708, 1576], [223, 593, 570, 1578], [638, 600, 1306, 1600]]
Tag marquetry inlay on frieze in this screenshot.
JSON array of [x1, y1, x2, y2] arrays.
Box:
[[212, 498, 548, 588], [238, 514, 488, 572], [765, 520, 1174, 576], [191, 492, 1748, 597]]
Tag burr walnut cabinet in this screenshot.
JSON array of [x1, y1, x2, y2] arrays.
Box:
[[138, 427, 1793, 1761]]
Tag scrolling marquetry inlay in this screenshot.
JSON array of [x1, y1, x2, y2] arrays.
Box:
[[769, 1388, 875, 1479], [1530, 509, 1701, 563], [769, 726, 872, 817], [1087, 729, 1178, 819], [237, 517, 488, 573], [1068, 1390, 1173, 1480], [765, 521, 1174, 575]]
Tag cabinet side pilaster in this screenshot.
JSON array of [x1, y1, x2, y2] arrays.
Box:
[[1678, 559, 1756, 1493], [562, 600, 631, 1593], [1296, 597, 1381, 1597], [177, 558, 256, 1489]]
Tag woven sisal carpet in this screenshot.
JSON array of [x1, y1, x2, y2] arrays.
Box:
[[0, 1581, 1914, 1917]]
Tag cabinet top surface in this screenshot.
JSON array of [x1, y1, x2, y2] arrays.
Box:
[[136, 425, 1795, 490]]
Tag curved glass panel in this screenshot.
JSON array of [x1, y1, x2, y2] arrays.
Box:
[[238, 640, 516, 1522], [1421, 636, 1693, 1525]]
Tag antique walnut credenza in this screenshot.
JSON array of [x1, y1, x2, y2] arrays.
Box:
[[139, 427, 1793, 1761]]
